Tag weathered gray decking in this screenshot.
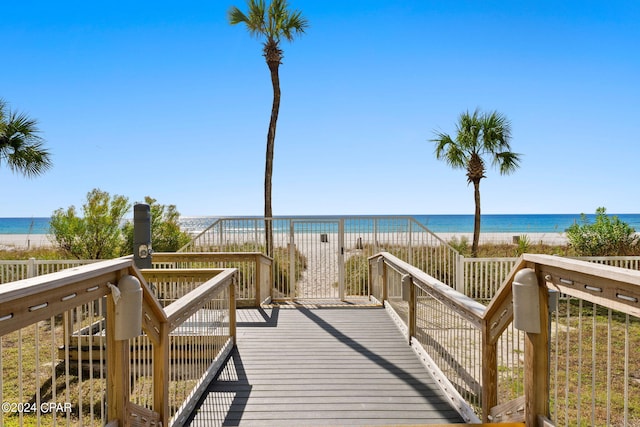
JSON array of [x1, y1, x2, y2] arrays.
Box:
[[186, 304, 464, 426]]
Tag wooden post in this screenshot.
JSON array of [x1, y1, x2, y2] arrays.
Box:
[[265, 257, 273, 303], [408, 275, 416, 344], [229, 279, 237, 345], [154, 321, 169, 427], [268, 256, 273, 302], [456, 254, 465, 293], [255, 254, 261, 307], [481, 326, 498, 422], [106, 291, 129, 424], [368, 259, 373, 299], [381, 259, 388, 303], [524, 268, 550, 426], [27, 257, 37, 278]]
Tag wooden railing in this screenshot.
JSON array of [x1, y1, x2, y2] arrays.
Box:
[[152, 252, 272, 306], [370, 252, 640, 426], [370, 252, 485, 423], [0, 256, 237, 426], [140, 266, 236, 426]]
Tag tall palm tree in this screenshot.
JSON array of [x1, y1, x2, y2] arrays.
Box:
[[0, 99, 52, 178], [228, 0, 308, 257], [432, 109, 521, 257]]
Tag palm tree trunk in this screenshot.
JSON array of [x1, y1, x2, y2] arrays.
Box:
[[472, 180, 481, 257], [265, 60, 281, 257]]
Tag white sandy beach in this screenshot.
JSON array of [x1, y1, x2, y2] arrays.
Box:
[[0, 231, 568, 251], [0, 234, 54, 250]]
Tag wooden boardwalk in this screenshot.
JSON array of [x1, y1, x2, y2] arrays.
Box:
[[185, 304, 465, 426]]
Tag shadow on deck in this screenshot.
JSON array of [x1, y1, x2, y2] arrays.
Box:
[[185, 305, 465, 426]]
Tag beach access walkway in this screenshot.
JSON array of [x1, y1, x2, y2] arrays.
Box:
[[185, 303, 466, 426]]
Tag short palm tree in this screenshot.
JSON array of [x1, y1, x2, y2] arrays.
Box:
[[0, 99, 52, 178], [228, 0, 308, 257], [432, 109, 521, 257]]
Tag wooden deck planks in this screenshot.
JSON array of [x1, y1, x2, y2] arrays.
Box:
[[186, 306, 465, 426]]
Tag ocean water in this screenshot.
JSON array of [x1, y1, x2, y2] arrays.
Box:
[[0, 217, 52, 234], [3, 214, 640, 235]]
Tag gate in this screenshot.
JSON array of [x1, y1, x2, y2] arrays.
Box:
[[289, 219, 344, 299]]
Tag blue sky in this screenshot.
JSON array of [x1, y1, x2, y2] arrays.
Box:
[[2, 0, 638, 217]]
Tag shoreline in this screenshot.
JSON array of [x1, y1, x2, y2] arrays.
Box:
[[0, 232, 569, 251]]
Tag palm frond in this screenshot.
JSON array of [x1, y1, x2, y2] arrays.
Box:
[[0, 109, 52, 178], [0, 99, 7, 123], [432, 132, 467, 169], [6, 140, 52, 177], [457, 109, 482, 151], [7, 112, 41, 138], [228, 0, 267, 38], [280, 10, 309, 40], [493, 151, 521, 175], [481, 110, 512, 152]]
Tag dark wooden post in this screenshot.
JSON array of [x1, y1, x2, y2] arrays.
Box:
[[133, 204, 152, 269]]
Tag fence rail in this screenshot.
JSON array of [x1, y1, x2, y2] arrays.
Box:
[[0, 256, 237, 426]]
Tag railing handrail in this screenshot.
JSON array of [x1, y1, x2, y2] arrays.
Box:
[[0, 256, 131, 300], [0, 257, 133, 336], [482, 254, 640, 319], [522, 253, 640, 316], [142, 268, 226, 281], [373, 251, 640, 425], [372, 252, 484, 324], [154, 251, 273, 264], [163, 268, 236, 332]]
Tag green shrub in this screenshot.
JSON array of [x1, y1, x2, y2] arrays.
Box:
[[50, 188, 130, 259], [344, 250, 375, 296], [515, 234, 530, 256], [50, 190, 194, 260], [448, 236, 469, 254], [566, 207, 639, 256], [272, 245, 307, 296]]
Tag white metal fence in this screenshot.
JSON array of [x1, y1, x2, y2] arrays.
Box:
[[181, 216, 461, 299], [0, 258, 96, 283]]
